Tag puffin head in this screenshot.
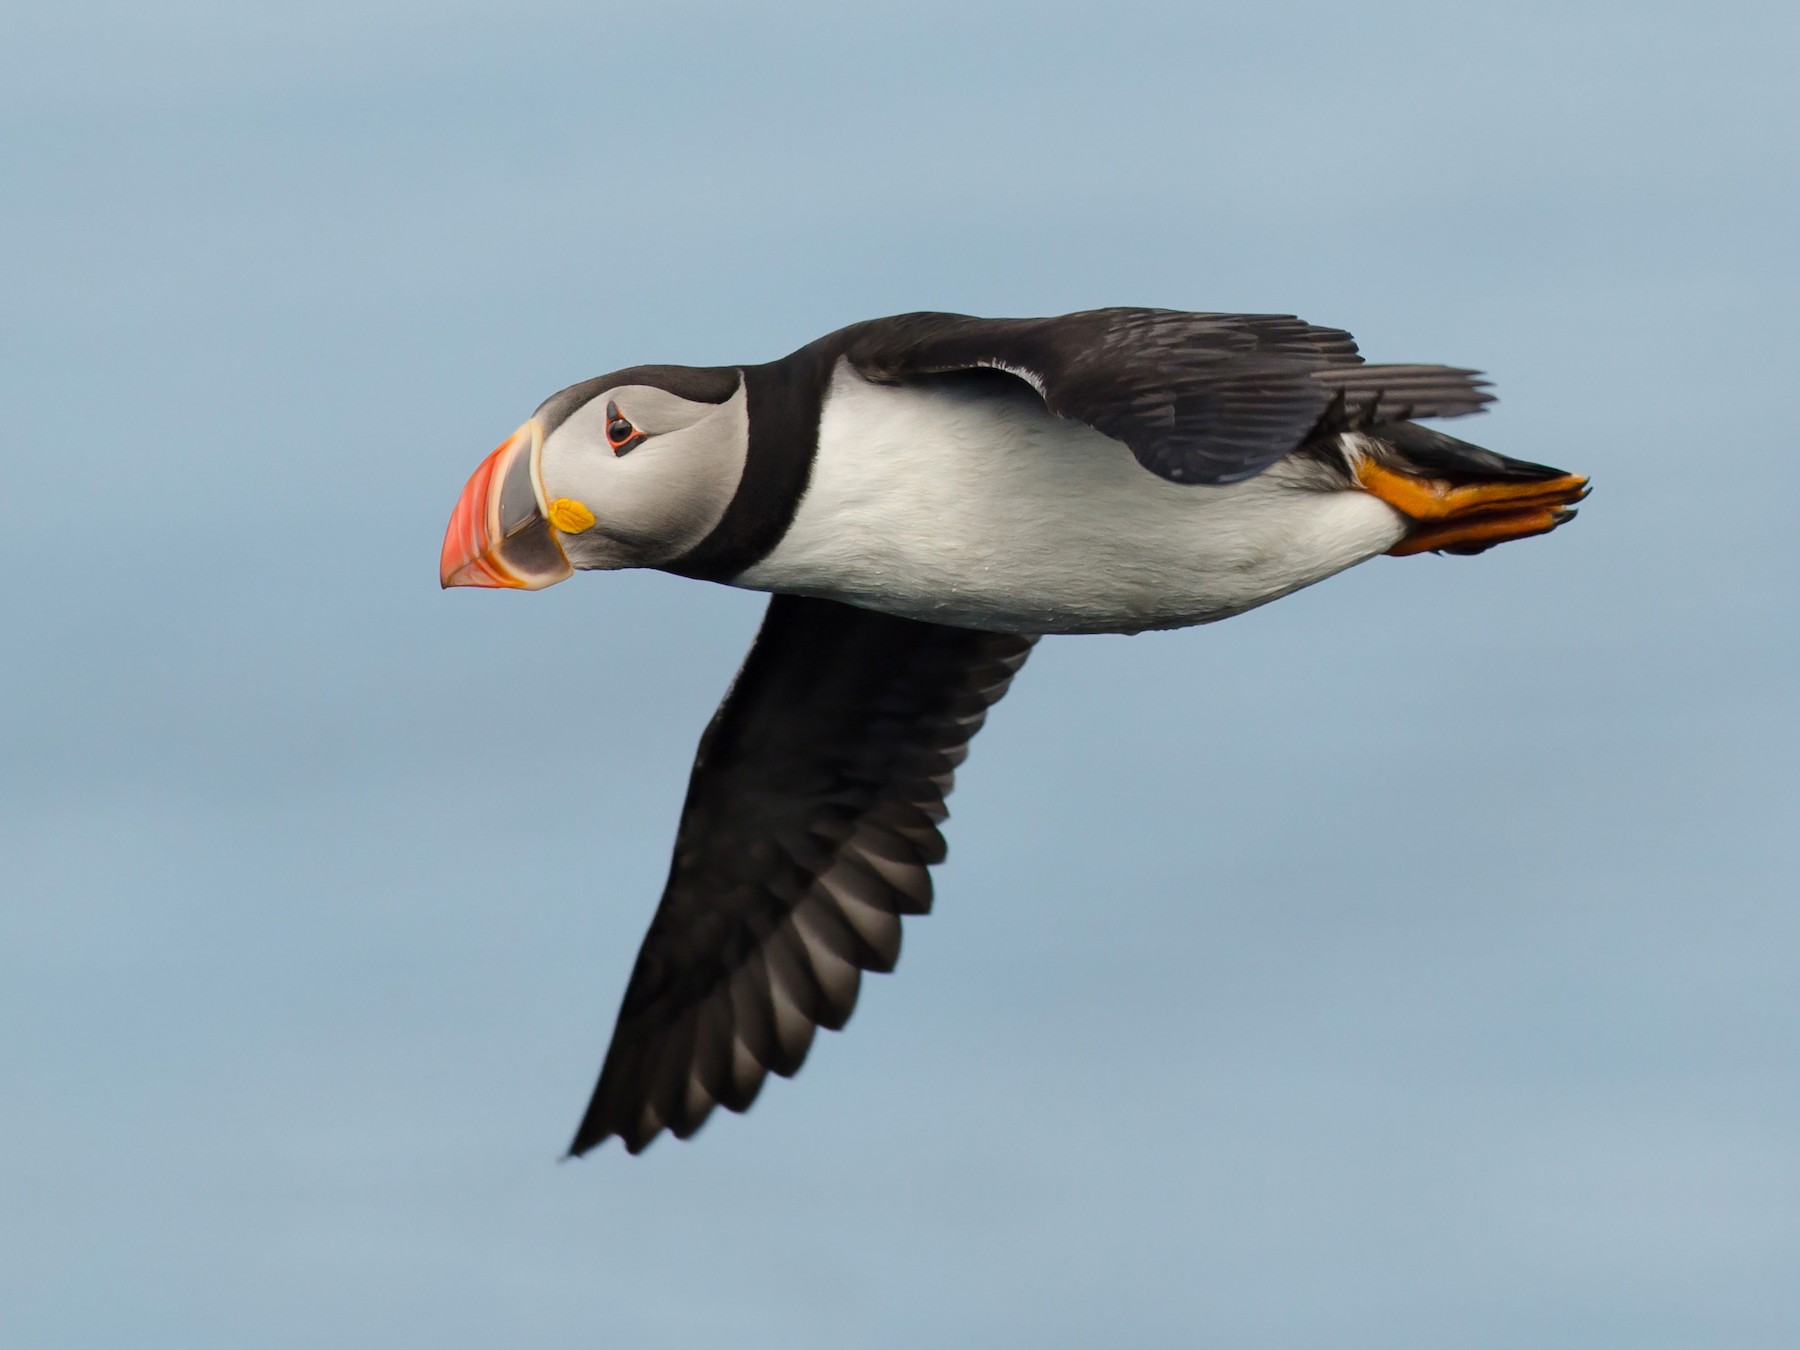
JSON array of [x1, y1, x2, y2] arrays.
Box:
[[440, 364, 746, 589]]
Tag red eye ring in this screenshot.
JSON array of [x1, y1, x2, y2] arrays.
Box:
[[605, 399, 646, 455]]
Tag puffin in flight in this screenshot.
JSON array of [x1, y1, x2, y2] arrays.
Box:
[[439, 308, 1588, 1156]]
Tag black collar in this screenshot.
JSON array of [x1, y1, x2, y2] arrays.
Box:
[[663, 341, 840, 582]]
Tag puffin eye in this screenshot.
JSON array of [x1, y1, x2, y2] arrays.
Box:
[[604, 400, 645, 455]]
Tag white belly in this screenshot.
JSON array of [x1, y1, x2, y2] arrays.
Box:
[[732, 364, 1407, 635]]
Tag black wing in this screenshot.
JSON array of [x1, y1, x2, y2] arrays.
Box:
[[570, 596, 1035, 1155], [840, 307, 1494, 485]]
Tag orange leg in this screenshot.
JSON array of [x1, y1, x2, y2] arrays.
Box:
[[1354, 459, 1590, 555]]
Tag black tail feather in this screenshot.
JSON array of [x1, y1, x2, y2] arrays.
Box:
[[1374, 421, 1571, 484]]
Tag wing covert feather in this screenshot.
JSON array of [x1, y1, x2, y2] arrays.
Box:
[[839, 307, 1493, 484]]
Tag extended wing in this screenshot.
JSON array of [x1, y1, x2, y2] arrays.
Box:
[[570, 596, 1034, 1155]]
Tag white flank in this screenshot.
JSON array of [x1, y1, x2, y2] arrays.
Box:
[[732, 362, 1407, 635]]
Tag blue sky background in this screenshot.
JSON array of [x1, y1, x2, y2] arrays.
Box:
[[5, 2, 1797, 1345]]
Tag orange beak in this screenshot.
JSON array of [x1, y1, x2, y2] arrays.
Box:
[[439, 418, 574, 590]]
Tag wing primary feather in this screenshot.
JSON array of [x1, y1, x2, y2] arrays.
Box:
[[567, 597, 1034, 1154]]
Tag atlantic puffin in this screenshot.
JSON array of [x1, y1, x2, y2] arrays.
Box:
[[439, 308, 1589, 1156]]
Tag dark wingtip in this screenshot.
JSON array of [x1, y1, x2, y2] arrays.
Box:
[[563, 1125, 653, 1158], [564, 1122, 609, 1160]]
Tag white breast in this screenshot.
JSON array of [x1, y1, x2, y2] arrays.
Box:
[[732, 362, 1407, 635]]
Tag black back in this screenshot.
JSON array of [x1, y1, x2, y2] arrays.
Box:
[[834, 307, 1493, 484]]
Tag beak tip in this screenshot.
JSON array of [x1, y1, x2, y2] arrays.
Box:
[[438, 546, 475, 590], [439, 554, 528, 590]]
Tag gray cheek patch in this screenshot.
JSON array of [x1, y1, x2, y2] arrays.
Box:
[[612, 385, 736, 435], [534, 364, 741, 438], [542, 385, 751, 570]]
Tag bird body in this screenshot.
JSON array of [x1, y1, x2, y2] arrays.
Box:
[[439, 307, 1590, 1154], [735, 363, 1406, 634]]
